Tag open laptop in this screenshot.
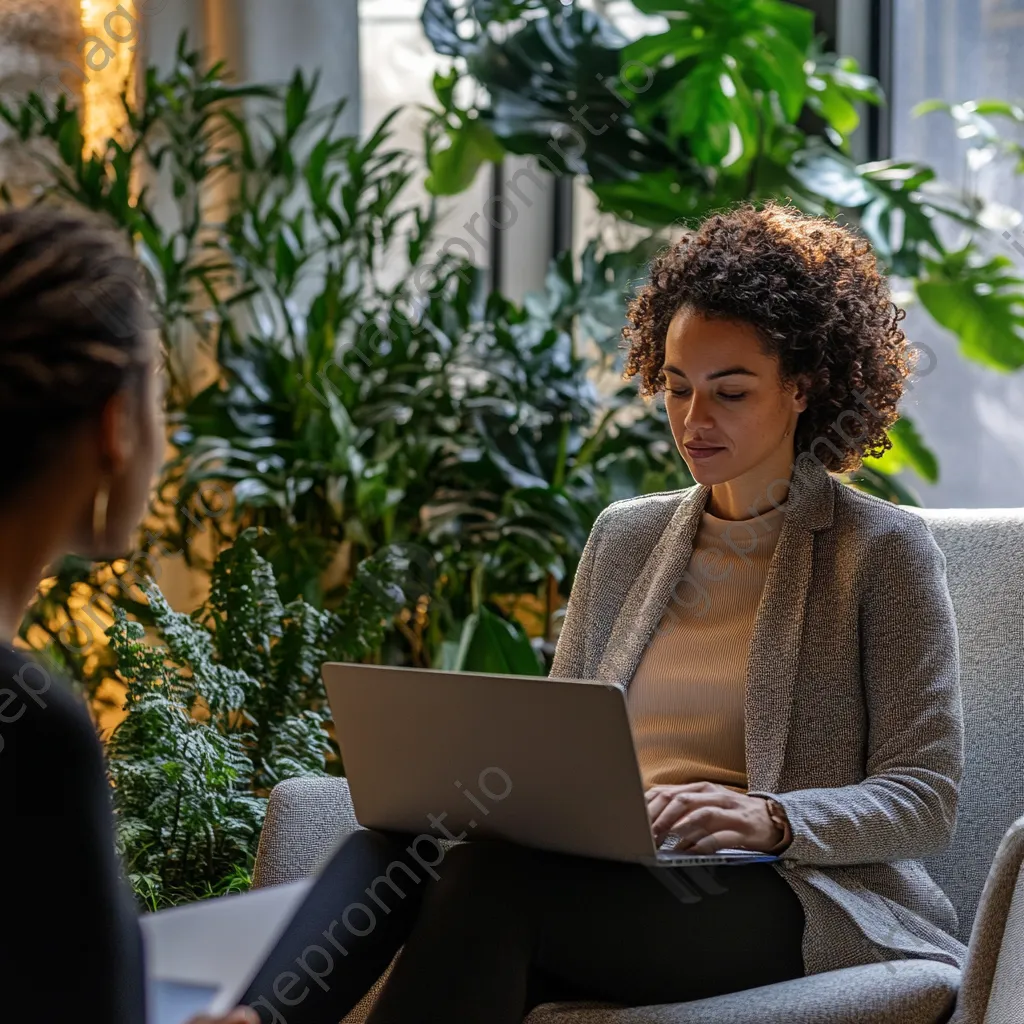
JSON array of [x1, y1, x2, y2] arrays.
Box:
[[322, 662, 779, 868], [144, 663, 777, 1022]]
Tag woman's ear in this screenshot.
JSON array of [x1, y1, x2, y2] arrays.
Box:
[[792, 375, 812, 414], [97, 388, 138, 476]]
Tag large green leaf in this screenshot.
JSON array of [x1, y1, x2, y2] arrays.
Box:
[[916, 246, 1024, 371], [448, 606, 543, 675], [626, 0, 811, 176], [788, 144, 945, 275], [425, 118, 504, 195], [747, 31, 808, 122], [668, 59, 759, 173]]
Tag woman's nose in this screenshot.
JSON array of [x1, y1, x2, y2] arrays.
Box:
[[683, 393, 715, 430]]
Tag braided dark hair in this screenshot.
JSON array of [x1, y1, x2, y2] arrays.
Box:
[[0, 207, 153, 497]]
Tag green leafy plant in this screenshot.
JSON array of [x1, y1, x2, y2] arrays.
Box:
[[106, 529, 406, 908], [419, 0, 1024, 499], [4, 37, 429, 676], [5, 35, 693, 678], [169, 238, 694, 670]]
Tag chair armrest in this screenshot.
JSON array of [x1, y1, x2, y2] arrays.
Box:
[[951, 813, 1024, 1024], [252, 775, 364, 889], [524, 961, 959, 1024]]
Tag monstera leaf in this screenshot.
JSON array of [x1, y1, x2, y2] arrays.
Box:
[[916, 246, 1024, 372], [788, 143, 947, 277], [421, 0, 698, 191], [624, 0, 813, 177]]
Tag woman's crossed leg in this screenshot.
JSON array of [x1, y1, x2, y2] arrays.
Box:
[[365, 836, 806, 1023], [241, 829, 805, 1024]]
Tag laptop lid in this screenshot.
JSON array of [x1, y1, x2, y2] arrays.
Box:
[[322, 663, 658, 863]]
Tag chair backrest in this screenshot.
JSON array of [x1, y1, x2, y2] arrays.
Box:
[[909, 507, 1024, 942]]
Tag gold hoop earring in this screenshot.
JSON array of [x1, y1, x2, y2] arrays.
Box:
[[92, 484, 110, 547]]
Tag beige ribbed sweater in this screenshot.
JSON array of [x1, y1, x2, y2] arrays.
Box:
[[626, 501, 788, 793]]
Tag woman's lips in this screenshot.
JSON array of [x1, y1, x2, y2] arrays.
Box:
[[685, 445, 725, 460]]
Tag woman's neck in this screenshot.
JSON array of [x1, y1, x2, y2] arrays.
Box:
[[0, 540, 52, 645], [707, 448, 795, 521], [0, 484, 76, 644], [0, 558, 45, 645]]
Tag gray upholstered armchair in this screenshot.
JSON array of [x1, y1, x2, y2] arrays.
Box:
[[252, 507, 1024, 1024]]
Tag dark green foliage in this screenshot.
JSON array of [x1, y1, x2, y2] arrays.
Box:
[[167, 241, 693, 665], [106, 530, 406, 908], [5, 34, 691, 673], [420, 0, 1024, 491]]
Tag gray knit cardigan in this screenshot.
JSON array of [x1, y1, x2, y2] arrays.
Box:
[[549, 455, 967, 977]]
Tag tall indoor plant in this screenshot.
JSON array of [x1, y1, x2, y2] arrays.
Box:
[[2, 36, 692, 683]]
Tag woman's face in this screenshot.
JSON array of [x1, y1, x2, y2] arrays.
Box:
[[661, 307, 808, 487], [88, 331, 166, 559]]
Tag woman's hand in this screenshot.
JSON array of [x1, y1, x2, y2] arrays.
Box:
[[188, 1009, 259, 1024], [645, 781, 787, 853]]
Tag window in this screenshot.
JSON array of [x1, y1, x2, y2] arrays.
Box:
[[360, 0, 494, 289], [889, 0, 1024, 506]]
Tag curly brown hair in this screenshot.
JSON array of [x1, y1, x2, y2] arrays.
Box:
[[622, 201, 913, 474]]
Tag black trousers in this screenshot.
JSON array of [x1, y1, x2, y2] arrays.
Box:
[[240, 829, 806, 1024]]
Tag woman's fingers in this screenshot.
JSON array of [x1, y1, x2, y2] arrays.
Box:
[[648, 790, 696, 835], [645, 784, 772, 853], [646, 782, 736, 818], [649, 790, 731, 842], [658, 802, 734, 848], [671, 825, 745, 854]]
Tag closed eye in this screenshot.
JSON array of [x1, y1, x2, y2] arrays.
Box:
[[667, 389, 747, 402]]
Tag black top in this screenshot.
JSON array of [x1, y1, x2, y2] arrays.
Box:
[[0, 643, 146, 1023]]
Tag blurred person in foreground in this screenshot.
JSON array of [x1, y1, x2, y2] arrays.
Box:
[[0, 207, 257, 1024]]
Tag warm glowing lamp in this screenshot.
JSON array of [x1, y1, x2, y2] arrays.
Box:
[[78, 0, 139, 155]]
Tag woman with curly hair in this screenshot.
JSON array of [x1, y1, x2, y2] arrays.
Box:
[[241, 203, 964, 1023]]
